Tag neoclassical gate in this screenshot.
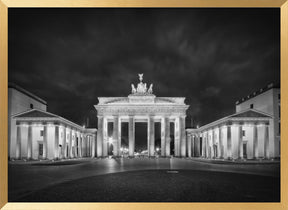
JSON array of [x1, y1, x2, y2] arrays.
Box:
[[94, 74, 189, 157]]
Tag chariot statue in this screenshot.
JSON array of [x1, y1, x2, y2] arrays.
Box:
[[131, 84, 136, 94], [148, 84, 153, 94], [130, 73, 153, 95]]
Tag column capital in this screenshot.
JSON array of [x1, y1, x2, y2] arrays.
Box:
[[243, 122, 254, 127], [224, 121, 232, 126], [231, 121, 242, 126], [256, 121, 268, 126], [217, 125, 224, 129], [16, 121, 28, 126]]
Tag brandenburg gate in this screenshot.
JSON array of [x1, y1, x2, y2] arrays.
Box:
[[94, 74, 189, 157]]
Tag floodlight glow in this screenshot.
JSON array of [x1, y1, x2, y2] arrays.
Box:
[[108, 137, 113, 144]]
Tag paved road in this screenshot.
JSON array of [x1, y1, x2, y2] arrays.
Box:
[[8, 157, 280, 201]]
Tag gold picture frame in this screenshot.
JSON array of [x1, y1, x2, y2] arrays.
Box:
[[0, 0, 287, 209]]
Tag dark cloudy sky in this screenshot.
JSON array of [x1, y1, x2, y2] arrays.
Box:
[[8, 8, 280, 129]]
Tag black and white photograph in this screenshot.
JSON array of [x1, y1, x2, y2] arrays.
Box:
[[8, 8, 280, 202]]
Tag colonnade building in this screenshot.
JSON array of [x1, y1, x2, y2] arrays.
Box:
[[186, 83, 280, 160], [9, 83, 96, 160], [186, 109, 273, 159], [8, 83, 47, 159], [235, 83, 280, 157], [13, 109, 96, 160]]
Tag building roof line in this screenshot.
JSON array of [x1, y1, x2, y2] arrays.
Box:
[[235, 82, 280, 105], [196, 109, 272, 131], [13, 109, 97, 133], [8, 82, 47, 105]]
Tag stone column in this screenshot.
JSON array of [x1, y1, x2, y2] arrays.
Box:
[[82, 134, 84, 157], [174, 118, 180, 157], [129, 116, 135, 156], [197, 135, 201, 157], [192, 135, 195, 157], [78, 134, 81, 158], [113, 116, 119, 156], [43, 124, 48, 159], [88, 135, 91, 157], [227, 125, 232, 159], [165, 117, 170, 156], [76, 133, 79, 157], [54, 125, 59, 159], [81, 134, 84, 157], [69, 129, 72, 158], [62, 127, 67, 158], [187, 134, 192, 157], [238, 124, 243, 159], [27, 124, 33, 160], [118, 118, 122, 156], [161, 117, 166, 156], [264, 123, 269, 159], [212, 129, 215, 158], [148, 116, 155, 157], [206, 132, 209, 158], [91, 134, 95, 158], [90, 136, 92, 156], [85, 134, 87, 157], [180, 116, 186, 157], [97, 116, 103, 157], [253, 123, 258, 159], [16, 124, 22, 159], [79, 133, 83, 157], [219, 126, 223, 158], [85, 135, 88, 156], [86, 135, 89, 157], [103, 118, 108, 157], [201, 133, 205, 157]]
